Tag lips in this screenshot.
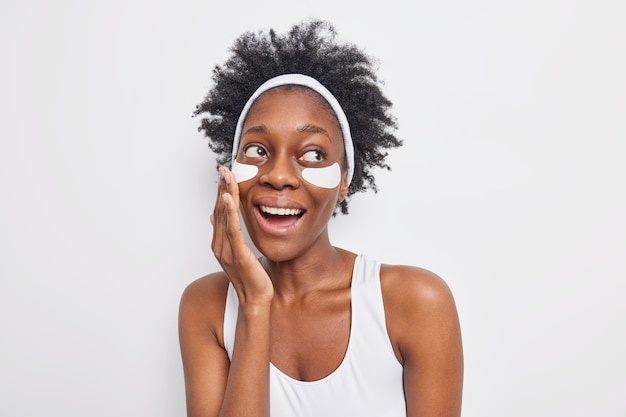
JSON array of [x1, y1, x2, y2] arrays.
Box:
[[252, 199, 306, 236]]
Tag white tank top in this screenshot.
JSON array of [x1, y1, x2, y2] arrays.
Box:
[[223, 254, 407, 417]]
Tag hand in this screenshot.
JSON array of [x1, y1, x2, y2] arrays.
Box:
[[211, 166, 274, 306]]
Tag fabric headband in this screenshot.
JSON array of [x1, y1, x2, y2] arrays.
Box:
[[231, 73, 355, 186]]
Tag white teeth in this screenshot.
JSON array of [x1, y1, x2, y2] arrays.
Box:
[[260, 206, 303, 216]]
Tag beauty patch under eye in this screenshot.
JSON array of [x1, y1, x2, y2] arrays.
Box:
[[232, 161, 259, 183], [302, 163, 341, 189]]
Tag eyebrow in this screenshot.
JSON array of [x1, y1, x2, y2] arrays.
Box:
[[243, 125, 269, 136], [297, 124, 332, 141]]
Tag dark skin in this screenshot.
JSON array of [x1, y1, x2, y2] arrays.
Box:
[[179, 88, 463, 417]]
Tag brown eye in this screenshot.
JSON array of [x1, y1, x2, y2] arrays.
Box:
[[244, 144, 268, 158], [300, 149, 325, 162]]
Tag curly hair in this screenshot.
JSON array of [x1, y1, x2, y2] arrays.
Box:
[[193, 19, 402, 214]]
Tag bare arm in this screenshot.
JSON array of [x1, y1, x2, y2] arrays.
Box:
[[179, 167, 273, 417], [382, 266, 464, 417], [179, 275, 230, 417]]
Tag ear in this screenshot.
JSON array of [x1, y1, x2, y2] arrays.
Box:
[[337, 174, 349, 203]]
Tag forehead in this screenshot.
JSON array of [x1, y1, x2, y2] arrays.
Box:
[[244, 85, 339, 125]]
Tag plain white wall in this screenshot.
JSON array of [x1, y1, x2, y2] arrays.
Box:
[[1, 0, 624, 416]]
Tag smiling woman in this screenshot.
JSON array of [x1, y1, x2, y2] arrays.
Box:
[[178, 19, 463, 417]]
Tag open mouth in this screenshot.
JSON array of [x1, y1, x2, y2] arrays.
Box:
[[257, 205, 305, 229]]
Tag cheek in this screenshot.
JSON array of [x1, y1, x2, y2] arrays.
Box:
[[301, 163, 341, 189], [232, 161, 259, 183]]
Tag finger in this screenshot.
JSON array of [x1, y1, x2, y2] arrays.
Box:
[[211, 167, 224, 229], [211, 167, 228, 254], [220, 167, 241, 216], [212, 166, 227, 213], [222, 192, 248, 251]]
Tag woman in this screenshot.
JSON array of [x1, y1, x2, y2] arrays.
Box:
[[179, 20, 463, 417]]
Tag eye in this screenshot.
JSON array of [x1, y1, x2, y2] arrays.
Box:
[[243, 144, 268, 159], [299, 149, 326, 163]]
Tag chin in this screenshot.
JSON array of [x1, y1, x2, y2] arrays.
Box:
[[254, 239, 303, 263]]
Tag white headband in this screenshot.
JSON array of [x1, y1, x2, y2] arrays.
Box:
[[231, 73, 355, 186]]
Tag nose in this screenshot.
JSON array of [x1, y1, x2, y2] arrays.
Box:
[[259, 153, 300, 190]]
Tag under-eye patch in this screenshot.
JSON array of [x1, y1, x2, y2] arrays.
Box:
[[231, 161, 341, 189], [302, 163, 341, 189], [232, 161, 259, 183]]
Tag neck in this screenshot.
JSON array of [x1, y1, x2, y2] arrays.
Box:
[[262, 244, 354, 299]]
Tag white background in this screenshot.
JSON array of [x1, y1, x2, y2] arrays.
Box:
[[1, 0, 624, 416]]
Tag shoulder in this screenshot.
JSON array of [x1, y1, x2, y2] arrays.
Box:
[[180, 271, 231, 307], [380, 264, 461, 363], [179, 271, 231, 348], [380, 264, 456, 311]]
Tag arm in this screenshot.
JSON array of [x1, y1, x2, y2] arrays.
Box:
[[179, 275, 272, 417], [381, 266, 464, 417], [179, 167, 274, 417], [179, 275, 230, 417]]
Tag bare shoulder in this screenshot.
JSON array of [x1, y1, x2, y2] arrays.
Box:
[[179, 271, 231, 347], [180, 271, 231, 307], [380, 264, 462, 364], [380, 264, 456, 310]]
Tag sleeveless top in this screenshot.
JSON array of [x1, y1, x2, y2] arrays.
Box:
[[223, 254, 407, 417]]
